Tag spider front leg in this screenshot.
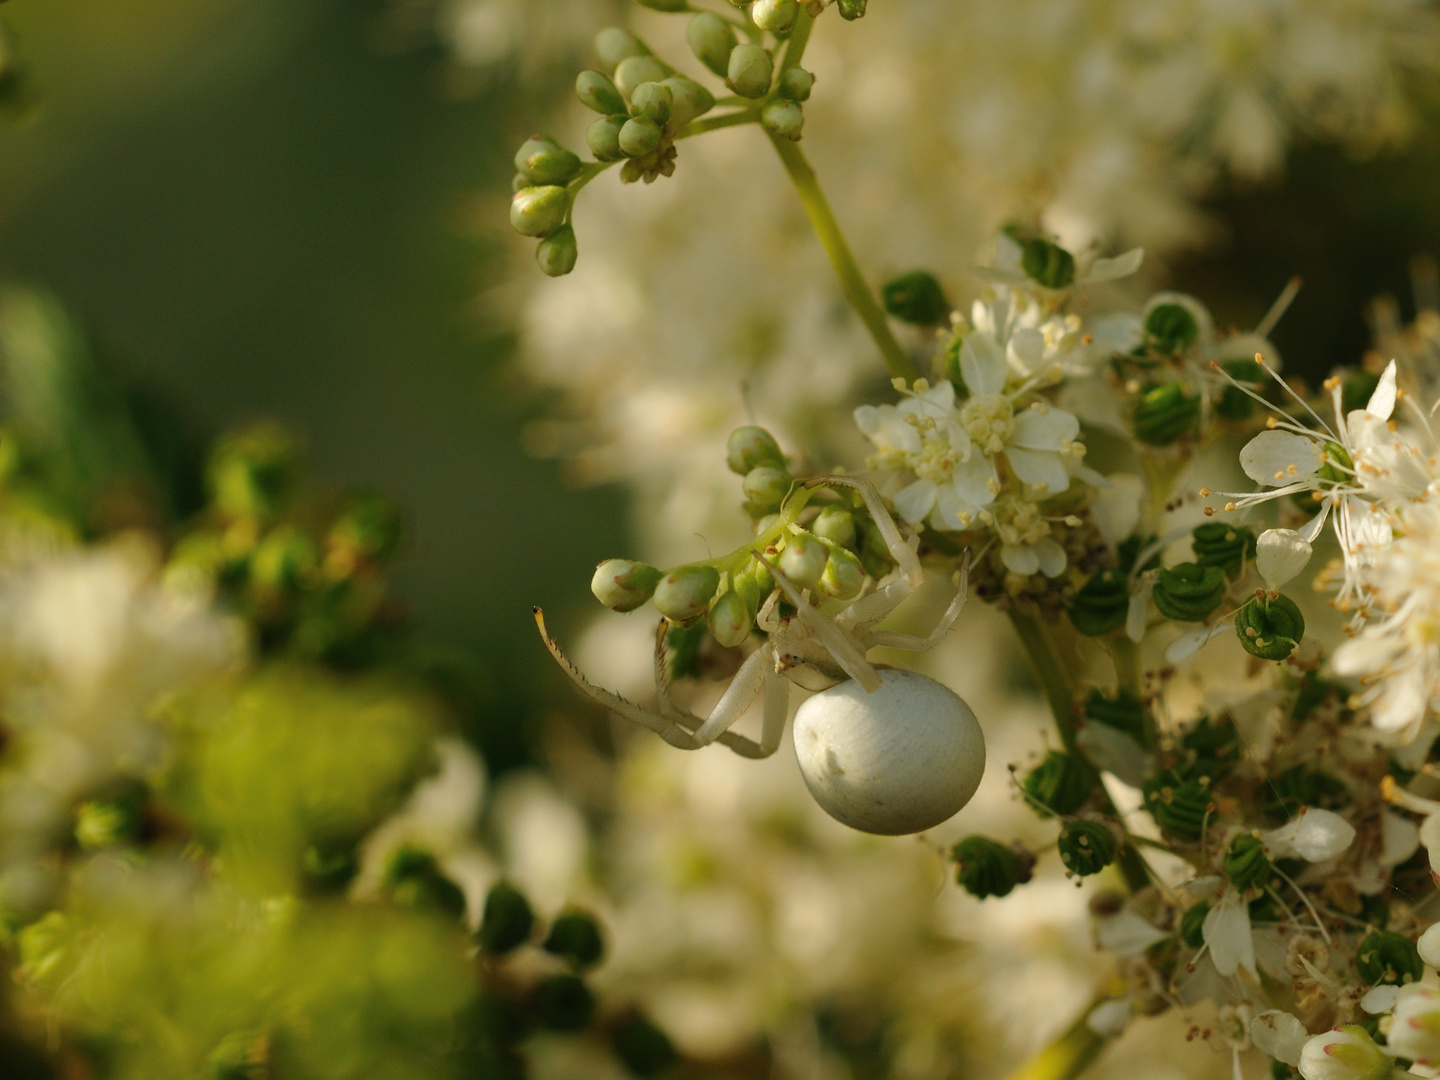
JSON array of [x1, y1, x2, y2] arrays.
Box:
[[654, 624, 786, 757], [864, 554, 970, 653], [810, 475, 925, 631]]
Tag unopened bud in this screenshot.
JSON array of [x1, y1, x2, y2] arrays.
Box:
[[811, 507, 856, 549], [732, 559, 770, 612], [576, 70, 627, 115], [1152, 562, 1225, 623], [210, 423, 297, 522], [1022, 751, 1094, 817], [629, 81, 672, 124], [952, 836, 1031, 899], [587, 115, 626, 161], [329, 493, 403, 563], [479, 881, 534, 955], [727, 44, 773, 99], [882, 270, 950, 325], [1299, 1027, 1392, 1080], [818, 545, 864, 601], [1191, 522, 1256, 579], [591, 559, 663, 611], [1224, 834, 1271, 892], [761, 98, 804, 140], [1132, 382, 1201, 446], [661, 76, 715, 127], [1235, 592, 1305, 662], [620, 159, 644, 184], [514, 135, 583, 185], [1020, 237, 1076, 289], [726, 425, 784, 474], [619, 117, 663, 157], [1067, 570, 1128, 637], [778, 532, 827, 590], [1145, 302, 1200, 355], [1082, 688, 1146, 742], [743, 465, 791, 512], [751, 0, 798, 33], [653, 564, 721, 621], [708, 588, 753, 648], [510, 185, 569, 237], [836, 0, 867, 18], [537, 224, 579, 277], [1058, 820, 1115, 877], [513, 173, 536, 193], [1142, 774, 1212, 841], [778, 65, 815, 101], [543, 911, 606, 970], [595, 28, 648, 73], [687, 13, 736, 78], [615, 55, 669, 99]]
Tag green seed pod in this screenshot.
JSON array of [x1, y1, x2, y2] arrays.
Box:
[[727, 426, 785, 475], [587, 114, 627, 161], [837, 0, 868, 18], [1235, 592, 1305, 662], [727, 43, 773, 99], [629, 81, 673, 124], [1058, 820, 1115, 877], [731, 560, 768, 613], [751, 0, 798, 33], [250, 525, 318, 593], [1023, 751, 1094, 817], [707, 587, 753, 648], [653, 564, 721, 621], [591, 559, 663, 612], [1355, 930, 1424, 986], [661, 76, 715, 127], [387, 848, 467, 921], [209, 423, 297, 522], [534, 974, 595, 1031], [1191, 522, 1256, 579], [595, 27, 648, 72], [1020, 238, 1075, 290], [576, 69, 627, 115], [509, 185, 569, 237], [536, 225, 579, 278], [479, 881, 535, 954], [1143, 776, 1213, 842], [882, 270, 950, 325], [618, 117, 663, 158], [761, 98, 804, 140], [1132, 382, 1201, 446], [615, 55, 669, 99], [811, 507, 856, 549], [634, 0, 688, 10], [687, 12, 736, 78], [952, 836, 1031, 899], [818, 545, 864, 602], [1179, 901, 1210, 948], [1224, 833, 1271, 892], [1068, 570, 1129, 637], [612, 1013, 678, 1079], [743, 464, 791, 511], [1144, 302, 1199, 355], [1082, 688, 1147, 742], [543, 911, 606, 970], [778, 65, 815, 101], [1152, 562, 1226, 622], [513, 135, 583, 185], [778, 532, 828, 591]]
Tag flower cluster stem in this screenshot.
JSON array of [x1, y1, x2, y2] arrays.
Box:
[[1004, 1007, 1107, 1080]]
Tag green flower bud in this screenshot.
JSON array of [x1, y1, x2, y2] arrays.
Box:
[[513, 172, 536, 193], [543, 911, 606, 970], [882, 270, 950, 325], [1132, 382, 1201, 445], [75, 793, 143, 850], [620, 159, 644, 184], [661, 76, 715, 127], [1235, 592, 1305, 661], [778, 532, 827, 591], [1143, 776, 1213, 842], [250, 525, 318, 593], [811, 507, 856, 549], [952, 836, 1031, 899], [509, 185, 569, 237], [707, 587, 753, 648], [576, 69, 627, 115], [743, 464, 791, 512], [17, 912, 72, 988], [1152, 562, 1226, 622], [591, 559, 663, 612], [595, 27, 648, 73], [387, 848, 467, 921], [1224, 833, 1271, 892], [587, 114, 627, 161], [1020, 237, 1075, 289], [629, 81, 673, 124], [210, 423, 297, 522], [513, 135, 583, 185], [837, 0, 868, 18], [1144, 302, 1199, 355], [778, 65, 815, 101], [751, 0, 798, 33], [302, 843, 359, 892], [1355, 930, 1424, 986], [615, 55, 669, 99], [534, 974, 595, 1031], [1068, 569, 1129, 637], [612, 1014, 678, 1079], [857, 517, 896, 579], [537, 224, 579, 278], [687, 12, 737, 78], [1022, 751, 1094, 817], [634, 0, 688, 10], [653, 564, 721, 621], [329, 493, 403, 564], [761, 98, 804, 140], [817, 545, 864, 602], [727, 43, 773, 99], [1082, 688, 1147, 742], [732, 559, 770, 613], [479, 881, 535, 955], [726, 425, 785, 474], [1179, 901, 1210, 948], [619, 117, 663, 158], [1058, 820, 1115, 877], [1191, 522, 1256, 579]]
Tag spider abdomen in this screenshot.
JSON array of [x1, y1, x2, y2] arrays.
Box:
[[793, 668, 984, 835]]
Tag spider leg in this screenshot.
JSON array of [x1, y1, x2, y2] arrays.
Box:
[[809, 475, 922, 586], [693, 644, 775, 744], [652, 621, 777, 758], [760, 555, 882, 692], [758, 664, 788, 756], [861, 553, 970, 653]]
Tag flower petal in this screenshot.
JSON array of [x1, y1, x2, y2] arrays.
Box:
[[1007, 447, 1070, 494], [1012, 406, 1080, 451], [1035, 537, 1068, 578], [1083, 247, 1144, 284], [1007, 327, 1046, 374], [893, 479, 938, 524], [1251, 1011, 1308, 1067], [949, 453, 998, 506], [1366, 359, 1397, 421], [1418, 922, 1440, 968], [1263, 807, 1356, 862], [1165, 621, 1233, 664], [961, 332, 1008, 397], [1091, 475, 1144, 550], [1001, 543, 1040, 576], [1202, 889, 1256, 979], [1239, 430, 1324, 487], [932, 483, 981, 531], [1096, 912, 1169, 958], [1256, 529, 1312, 591]]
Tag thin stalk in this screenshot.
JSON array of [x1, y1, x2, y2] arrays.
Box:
[[767, 134, 918, 382], [677, 109, 762, 139], [779, 9, 814, 72], [1005, 1007, 1107, 1080]]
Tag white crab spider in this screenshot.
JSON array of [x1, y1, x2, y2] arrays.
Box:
[[534, 476, 985, 836]]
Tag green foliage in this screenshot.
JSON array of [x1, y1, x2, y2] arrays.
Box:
[[1022, 751, 1095, 817], [1132, 383, 1201, 445], [612, 1013, 678, 1077], [479, 882, 535, 956], [1082, 688, 1147, 742], [1355, 930, 1424, 986], [951, 836, 1031, 899], [1152, 562, 1226, 622], [882, 271, 950, 325], [1191, 523, 1256, 578], [1224, 834, 1271, 892], [1142, 774, 1214, 842], [1057, 821, 1114, 876], [1179, 901, 1209, 948], [1068, 569, 1129, 636], [1143, 303, 1199, 355], [544, 912, 606, 970], [1236, 592, 1305, 661]]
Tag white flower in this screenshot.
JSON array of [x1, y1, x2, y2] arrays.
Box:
[[1256, 528, 1314, 593], [1388, 984, 1440, 1068], [990, 496, 1069, 578], [1262, 808, 1357, 863], [1202, 886, 1256, 980], [1298, 1027, 1393, 1080], [977, 232, 1144, 295], [1381, 776, 1440, 883], [1252, 1010, 1310, 1068]]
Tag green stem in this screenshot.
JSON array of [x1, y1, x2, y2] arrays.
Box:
[[766, 134, 918, 383], [677, 110, 761, 139], [1005, 1005, 1107, 1080], [779, 10, 814, 72]]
